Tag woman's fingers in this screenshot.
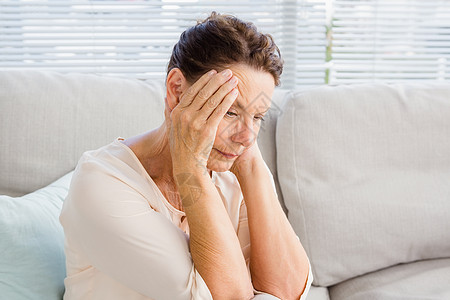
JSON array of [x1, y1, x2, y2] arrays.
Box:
[[177, 69, 217, 109], [197, 74, 238, 120], [182, 69, 236, 112], [208, 87, 239, 128], [168, 68, 239, 170]]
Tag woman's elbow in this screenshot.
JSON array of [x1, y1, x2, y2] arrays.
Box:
[[253, 278, 307, 300], [207, 278, 254, 300], [209, 287, 254, 300]]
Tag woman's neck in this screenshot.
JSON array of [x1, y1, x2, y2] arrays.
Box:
[[123, 124, 174, 183]]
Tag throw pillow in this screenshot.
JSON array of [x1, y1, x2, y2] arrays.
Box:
[[0, 171, 73, 300]]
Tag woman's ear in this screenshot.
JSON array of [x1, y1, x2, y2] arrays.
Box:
[[166, 68, 189, 112]]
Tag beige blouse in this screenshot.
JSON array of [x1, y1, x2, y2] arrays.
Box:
[[60, 137, 312, 300]]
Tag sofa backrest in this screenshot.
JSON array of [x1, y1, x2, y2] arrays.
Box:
[[276, 82, 450, 287], [0, 70, 288, 206], [0, 70, 165, 196]]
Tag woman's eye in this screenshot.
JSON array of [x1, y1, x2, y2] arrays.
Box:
[[254, 115, 265, 121], [226, 111, 237, 117]]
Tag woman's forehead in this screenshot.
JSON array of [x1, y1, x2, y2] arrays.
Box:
[[230, 65, 274, 114], [230, 64, 275, 87], [232, 96, 271, 115]]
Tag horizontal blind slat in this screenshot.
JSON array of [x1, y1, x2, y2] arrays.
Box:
[[1, 0, 327, 88], [330, 0, 450, 84]]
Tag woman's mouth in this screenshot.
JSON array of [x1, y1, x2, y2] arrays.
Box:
[[215, 149, 238, 159]]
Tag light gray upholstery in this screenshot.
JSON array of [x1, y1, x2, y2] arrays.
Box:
[[2, 70, 449, 300], [306, 286, 330, 300], [276, 83, 450, 286], [329, 258, 450, 300], [0, 70, 165, 197], [0, 70, 287, 199]]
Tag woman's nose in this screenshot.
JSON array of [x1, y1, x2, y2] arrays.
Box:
[[231, 119, 256, 147]]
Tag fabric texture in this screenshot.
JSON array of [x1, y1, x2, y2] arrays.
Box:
[[60, 138, 312, 300], [0, 70, 165, 197], [306, 286, 331, 300], [0, 171, 73, 300], [276, 82, 450, 286], [329, 258, 450, 300]]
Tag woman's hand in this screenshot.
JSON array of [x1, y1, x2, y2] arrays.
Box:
[[229, 141, 264, 178], [165, 69, 239, 174]]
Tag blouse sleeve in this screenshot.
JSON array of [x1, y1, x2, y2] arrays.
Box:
[[60, 160, 212, 300]]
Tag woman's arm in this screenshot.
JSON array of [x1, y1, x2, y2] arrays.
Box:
[[166, 69, 254, 299], [174, 167, 253, 299], [232, 145, 310, 300]]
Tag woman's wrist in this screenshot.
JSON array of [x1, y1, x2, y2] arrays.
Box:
[[232, 155, 262, 181], [172, 157, 208, 174], [172, 165, 213, 208]]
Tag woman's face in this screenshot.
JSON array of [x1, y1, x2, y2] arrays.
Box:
[[206, 64, 276, 172]]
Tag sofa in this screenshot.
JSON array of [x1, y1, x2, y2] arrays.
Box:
[[1, 70, 449, 300]]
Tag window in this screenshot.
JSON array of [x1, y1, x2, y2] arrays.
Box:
[[329, 0, 450, 84], [0, 0, 327, 89], [1, 0, 449, 87]]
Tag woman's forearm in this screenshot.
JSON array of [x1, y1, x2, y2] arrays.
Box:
[[235, 160, 310, 300], [174, 166, 253, 300]]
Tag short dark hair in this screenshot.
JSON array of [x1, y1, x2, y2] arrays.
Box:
[[167, 11, 283, 86]]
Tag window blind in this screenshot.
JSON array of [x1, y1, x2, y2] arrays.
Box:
[[0, 0, 327, 89], [329, 0, 450, 84]]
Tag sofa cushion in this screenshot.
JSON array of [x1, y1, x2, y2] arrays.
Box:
[[276, 83, 450, 286], [0, 171, 73, 300], [0, 70, 165, 197], [329, 258, 450, 300], [306, 286, 330, 300]]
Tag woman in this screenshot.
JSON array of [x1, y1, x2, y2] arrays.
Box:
[[60, 12, 312, 300]]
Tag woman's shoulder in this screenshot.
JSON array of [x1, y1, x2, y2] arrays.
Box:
[[68, 138, 149, 198], [66, 137, 171, 216], [74, 138, 142, 176], [77, 137, 130, 162]]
